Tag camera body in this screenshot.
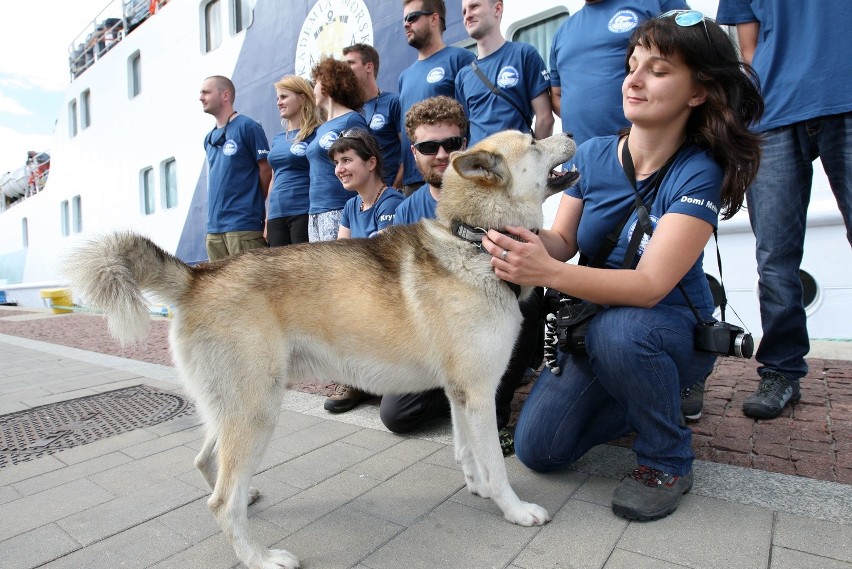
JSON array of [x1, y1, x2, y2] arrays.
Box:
[[694, 321, 754, 358]]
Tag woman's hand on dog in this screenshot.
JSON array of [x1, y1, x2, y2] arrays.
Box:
[[484, 227, 563, 288]]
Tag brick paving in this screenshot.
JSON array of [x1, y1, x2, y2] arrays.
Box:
[[1, 308, 850, 485]]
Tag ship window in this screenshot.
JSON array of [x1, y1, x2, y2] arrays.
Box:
[[162, 158, 178, 209], [141, 167, 155, 215], [204, 0, 223, 52], [60, 200, 70, 237], [509, 8, 570, 69], [68, 99, 78, 138], [232, 0, 254, 34], [128, 51, 142, 98], [22, 218, 28, 248], [72, 195, 83, 233], [81, 89, 92, 129]]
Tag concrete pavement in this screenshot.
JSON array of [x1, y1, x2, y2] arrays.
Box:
[[1, 331, 851, 568]]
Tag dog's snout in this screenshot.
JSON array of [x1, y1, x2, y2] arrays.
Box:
[[565, 132, 574, 139]]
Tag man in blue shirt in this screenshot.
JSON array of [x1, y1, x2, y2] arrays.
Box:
[[717, 1, 852, 419], [399, 0, 476, 195], [343, 43, 403, 189], [455, 0, 554, 144], [200, 75, 271, 260]]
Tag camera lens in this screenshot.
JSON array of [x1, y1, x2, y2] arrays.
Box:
[[733, 333, 754, 359]]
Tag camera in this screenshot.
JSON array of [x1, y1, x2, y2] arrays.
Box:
[[694, 321, 754, 358], [554, 299, 602, 356]]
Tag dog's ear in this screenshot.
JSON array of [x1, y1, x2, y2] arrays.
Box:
[[451, 150, 508, 187]]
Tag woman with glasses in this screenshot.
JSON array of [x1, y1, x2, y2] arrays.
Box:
[[306, 57, 370, 243], [483, 13, 763, 521], [266, 75, 322, 246]]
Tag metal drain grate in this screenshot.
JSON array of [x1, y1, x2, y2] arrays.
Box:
[[0, 385, 195, 468]]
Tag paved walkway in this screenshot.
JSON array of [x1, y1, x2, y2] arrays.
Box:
[[1, 311, 851, 568]]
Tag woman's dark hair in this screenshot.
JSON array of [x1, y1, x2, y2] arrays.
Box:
[[626, 15, 764, 219], [311, 56, 365, 112], [327, 128, 384, 178]]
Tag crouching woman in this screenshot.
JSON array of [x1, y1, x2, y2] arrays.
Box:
[[482, 13, 763, 521]]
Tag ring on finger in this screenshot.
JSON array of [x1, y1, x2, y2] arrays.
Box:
[[500, 249, 509, 261]]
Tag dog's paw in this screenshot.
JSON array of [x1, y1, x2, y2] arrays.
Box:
[[504, 502, 551, 527], [248, 486, 261, 506], [258, 548, 300, 569]]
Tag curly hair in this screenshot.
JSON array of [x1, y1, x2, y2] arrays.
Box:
[[404, 95, 468, 142], [327, 128, 384, 180], [273, 75, 322, 142], [311, 56, 365, 112], [626, 16, 764, 219]]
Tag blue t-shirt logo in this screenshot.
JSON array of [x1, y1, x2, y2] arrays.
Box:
[[290, 142, 308, 156], [427, 67, 446, 83], [370, 113, 387, 129], [497, 66, 520, 88], [223, 139, 238, 156], [319, 131, 339, 150], [609, 10, 640, 33], [627, 215, 658, 255]]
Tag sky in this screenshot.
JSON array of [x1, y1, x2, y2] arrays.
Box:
[[0, 0, 110, 172]]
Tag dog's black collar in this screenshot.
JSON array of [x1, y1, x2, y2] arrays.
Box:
[[451, 221, 536, 298]]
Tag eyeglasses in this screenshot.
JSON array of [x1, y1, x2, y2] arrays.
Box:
[[658, 10, 712, 45], [413, 136, 465, 155], [339, 128, 368, 139], [404, 10, 434, 24]]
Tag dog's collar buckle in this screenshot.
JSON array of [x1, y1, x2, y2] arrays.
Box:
[[451, 221, 527, 252]]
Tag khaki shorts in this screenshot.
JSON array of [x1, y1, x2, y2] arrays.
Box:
[[206, 231, 267, 261]]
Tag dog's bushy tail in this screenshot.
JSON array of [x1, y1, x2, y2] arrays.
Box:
[[64, 231, 192, 345]]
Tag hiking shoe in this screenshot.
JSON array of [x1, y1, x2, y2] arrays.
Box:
[[742, 371, 801, 419], [324, 384, 369, 413], [612, 466, 693, 521], [680, 379, 705, 421]]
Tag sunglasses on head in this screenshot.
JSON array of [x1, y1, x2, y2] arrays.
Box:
[[658, 9, 712, 45], [339, 128, 369, 139], [413, 136, 465, 155], [404, 10, 434, 24]]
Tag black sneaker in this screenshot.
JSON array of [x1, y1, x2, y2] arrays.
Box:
[[612, 466, 693, 521], [324, 384, 369, 413], [742, 371, 801, 419], [680, 379, 705, 421]]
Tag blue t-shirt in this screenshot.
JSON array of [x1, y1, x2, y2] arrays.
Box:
[[716, 0, 852, 131], [393, 183, 437, 225], [205, 114, 270, 233], [340, 188, 405, 238], [568, 136, 722, 311], [455, 41, 550, 144], [267, 129, 315, 219], [306, 112, 370, 214], [550, 0, 687, 145], [398, 46, 476, 185], [363, 91, 402, 186]]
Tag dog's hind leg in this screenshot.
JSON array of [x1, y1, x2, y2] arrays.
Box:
[[447, 390, 550, 527], [194, 429, 262, 506]]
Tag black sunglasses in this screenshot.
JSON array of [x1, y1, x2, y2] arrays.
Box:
[[206, 122, 229, 147], [404, 10, 434, 24], [413, 136, 465, 155]]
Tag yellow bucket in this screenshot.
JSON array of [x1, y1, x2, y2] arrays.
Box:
[[40, 288, 73, 314]]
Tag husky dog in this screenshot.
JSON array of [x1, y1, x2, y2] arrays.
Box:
[[66, 131, 577, 569]]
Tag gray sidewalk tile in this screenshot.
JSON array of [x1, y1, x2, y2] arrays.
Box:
[[157, 497, 223, 543], [142, 412, 203, 436], [362, 499, 538, 569], [0, 485, 20, 505], [617, 494, 772, 569], [263, 440, 375, 490], [267, 419, 362, 457], [0, 478, 115, 541], [0, 454, 66, 486], [603, 549, 686, 569], [350, 437, 446, 482], [49, 428, 159, 466], [88, 446, 198, 496], [270, 409, 325, 438], [513, 498, 627, 569], [19, 388, 101, 407], [774, 512, 852, 563], [770, 547, 852, 569], [0, 524, 81, 569], [56, 477, 205, 545], [12, 452, 132, 496], [121, 427, 205, 460], [39, 520, 190, 569], [274, 504, 402, 569]]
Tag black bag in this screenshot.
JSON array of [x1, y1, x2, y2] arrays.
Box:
[[555, 298, 603, 356]]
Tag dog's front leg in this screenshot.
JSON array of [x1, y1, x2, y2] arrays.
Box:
[[449, 398, 488, 497], [450, 395, 550, 527]]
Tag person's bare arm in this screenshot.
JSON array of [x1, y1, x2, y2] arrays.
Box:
[[736, 22, 759, 65], [531, 91, 555, 140], [550, 85, 561, 117]]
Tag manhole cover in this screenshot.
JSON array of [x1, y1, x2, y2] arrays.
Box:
[[0, 385, 195, 467]]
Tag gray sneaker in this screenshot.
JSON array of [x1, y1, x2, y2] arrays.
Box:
[[612, 466, 693, 521], [742, 371, 801, 419], [680, 379, 706, 421]]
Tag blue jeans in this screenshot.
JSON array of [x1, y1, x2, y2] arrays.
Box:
[[748, 112, 852, 381], [514, 304, 716, 477]]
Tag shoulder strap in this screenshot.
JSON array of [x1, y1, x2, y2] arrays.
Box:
[[469, 61, 534, 134]]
